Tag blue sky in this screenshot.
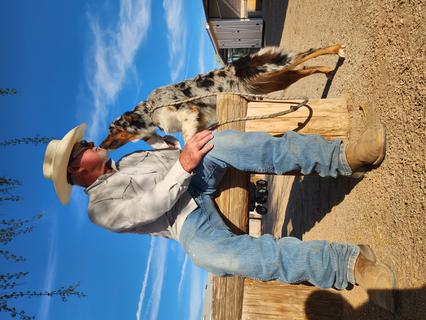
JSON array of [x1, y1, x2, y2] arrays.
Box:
[[0, 1, 217, 319]]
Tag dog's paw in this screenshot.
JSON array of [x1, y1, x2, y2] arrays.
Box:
[[338, 44, 346, 58]]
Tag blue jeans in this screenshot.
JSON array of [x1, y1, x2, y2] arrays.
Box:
[[179, 131, 359, 289]]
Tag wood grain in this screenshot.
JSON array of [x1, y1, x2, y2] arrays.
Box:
[[212, 94, 250, 320], [245, 97, 349, 140]]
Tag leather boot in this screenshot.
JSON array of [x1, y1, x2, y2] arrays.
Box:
[[355, 245, 397, 312], [345, 124, 386, 173]]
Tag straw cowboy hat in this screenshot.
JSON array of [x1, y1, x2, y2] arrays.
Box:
[[43, 123, 87, 205]]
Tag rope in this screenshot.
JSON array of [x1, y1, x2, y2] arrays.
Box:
[[211, 96, 309, 129], [145, 93, 309, 129]]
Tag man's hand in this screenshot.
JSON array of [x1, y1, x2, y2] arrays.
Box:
[[179, 130, 214, 173]]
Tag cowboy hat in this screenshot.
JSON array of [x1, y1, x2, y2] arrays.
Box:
[[43, 123, 87, 204]]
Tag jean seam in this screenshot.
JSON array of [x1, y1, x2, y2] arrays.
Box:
[[347, 245, 360, 285], [339, 140, 352, 175], [203, 166, 219, 192], [196, 195, 229, 237]]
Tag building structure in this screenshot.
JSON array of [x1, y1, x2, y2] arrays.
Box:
[[202, 0, 264, 64]]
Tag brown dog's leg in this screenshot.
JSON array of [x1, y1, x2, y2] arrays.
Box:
[[298, 65, 335, 78], [179, 105, 200, 142], [290, 44, 346, 67], [249, 66, 335, 93]]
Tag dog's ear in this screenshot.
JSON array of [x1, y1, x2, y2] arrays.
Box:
[[122, 111, 149, 129], [122, 112, 135, 126]]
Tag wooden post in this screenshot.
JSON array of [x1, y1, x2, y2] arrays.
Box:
[[214, 94, 250, 234], [211, 94, 250, 320]]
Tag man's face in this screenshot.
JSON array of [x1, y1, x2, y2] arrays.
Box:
[[68, 142, 109, 187]]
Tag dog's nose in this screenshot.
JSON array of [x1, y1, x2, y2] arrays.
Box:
[[99, 140, 110, 150], [100, 138, 121, 150]]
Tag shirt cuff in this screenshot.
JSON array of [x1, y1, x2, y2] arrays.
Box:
[[166, 160, 194, 184]]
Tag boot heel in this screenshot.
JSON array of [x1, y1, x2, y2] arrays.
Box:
[[358, 244, 377, 262]]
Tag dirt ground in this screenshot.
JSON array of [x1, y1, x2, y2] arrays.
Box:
[[260, 0, 425, 319]]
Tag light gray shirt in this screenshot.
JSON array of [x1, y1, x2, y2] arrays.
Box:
[[85, 137, 198, 240]]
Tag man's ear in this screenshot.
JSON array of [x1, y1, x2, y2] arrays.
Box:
[[67, 166, 89, 187], [67, 166, 88, 178], [67, 165, 80, 175]]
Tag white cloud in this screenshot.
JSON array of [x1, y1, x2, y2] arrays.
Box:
[[136, 237, 154, 320], [197, 15, 219, 73], [136, 237, 168, 320], [86, 0, 152, 141], [176, 252, 207, 320], [162, 0, 187, 82], [38, 215, 58, 320], [177, 254, 188, 299], [188, 264, 206, 320], [197, 18, 207, 73]]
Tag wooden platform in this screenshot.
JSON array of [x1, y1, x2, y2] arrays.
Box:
[[210, 94, 349, 320]]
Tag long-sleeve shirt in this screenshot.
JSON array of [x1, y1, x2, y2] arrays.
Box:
[[85, 137, 197, 240]]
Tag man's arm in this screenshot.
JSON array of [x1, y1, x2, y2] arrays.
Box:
[[89, 131, 214, 232]]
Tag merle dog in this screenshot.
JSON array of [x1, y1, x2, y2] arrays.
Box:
[[100, 44, 345, 150]]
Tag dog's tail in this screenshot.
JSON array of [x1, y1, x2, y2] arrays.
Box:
[[231, 47, 308, 94], [231, 45, 344, 94], [231, 47, 295, 79]]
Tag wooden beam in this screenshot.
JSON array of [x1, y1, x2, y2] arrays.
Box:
[[211, 94, 250, 320], [242, 279, 343, 320], [245, 97, 349, 140]]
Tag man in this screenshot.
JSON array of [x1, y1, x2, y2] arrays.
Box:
[[43, 123, 396, 311]]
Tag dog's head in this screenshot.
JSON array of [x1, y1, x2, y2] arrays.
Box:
[[100, 109, 156, 150]]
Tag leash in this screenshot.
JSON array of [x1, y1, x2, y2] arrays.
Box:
[[145, 93, 309, 129]]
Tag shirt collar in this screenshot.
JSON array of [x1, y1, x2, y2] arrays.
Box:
[[84, 159, 117, 194]]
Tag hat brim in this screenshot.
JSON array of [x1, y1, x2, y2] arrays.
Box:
[[45, 124, 86, 204]]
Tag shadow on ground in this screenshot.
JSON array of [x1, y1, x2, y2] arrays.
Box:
[[262, 0, 289, 46], [281, 176, 361, 239], [305, 286, 426, 320], [321, 57, 345, 98]]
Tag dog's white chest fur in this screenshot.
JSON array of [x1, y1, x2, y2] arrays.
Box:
[[156, 108, 182, 131], [155, 107, 202, 141]]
